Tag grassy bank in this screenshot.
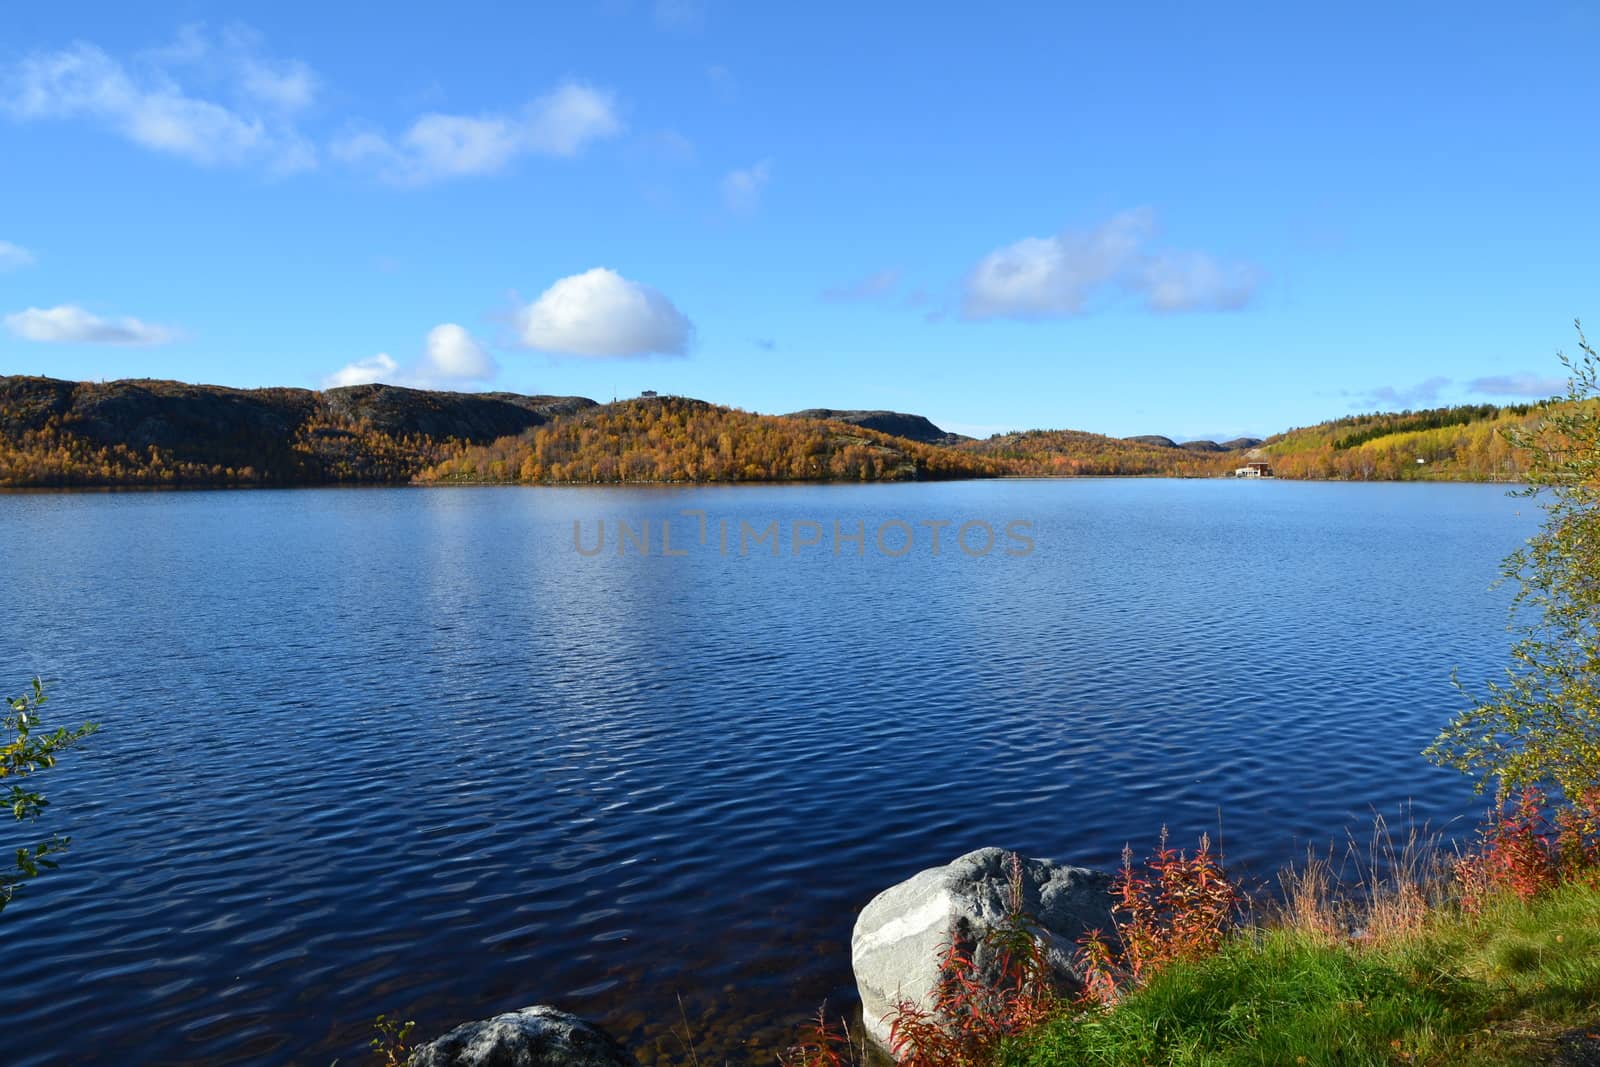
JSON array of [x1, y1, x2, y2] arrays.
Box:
[[1005, 880, 1600, 1066], [780, 801, 1600, 1067]]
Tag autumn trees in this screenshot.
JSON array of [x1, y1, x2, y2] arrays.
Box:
[[0, 375, 1549, 488], [416, 397, 1004, 485], [1265, 403, 1541, 481]]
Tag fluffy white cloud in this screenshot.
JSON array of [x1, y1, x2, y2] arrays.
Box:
[[0, 240, 34, 270], [323, 324, 497, 390], [962, 208, 1261, 319], [1, 31, 317, 173], [324, 353, 400, 388], [419, 323, 495, 382], [722, 159, 770, 214], [5, 304, 176, 345], [1469, 373, 1568, 399], [519, 268, 693, 358], [335, 81, 622, 184]]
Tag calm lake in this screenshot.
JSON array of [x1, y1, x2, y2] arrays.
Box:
[[0, 480, 1537, 1065]]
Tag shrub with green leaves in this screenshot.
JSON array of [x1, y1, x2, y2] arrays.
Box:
[[2, 678, 98, 912], [1428, 322, 1600, 800]]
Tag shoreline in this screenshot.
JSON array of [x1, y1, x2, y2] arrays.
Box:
[[0, 472, 1534, 493]]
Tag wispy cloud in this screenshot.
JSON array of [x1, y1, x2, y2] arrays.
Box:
[[334, 81, 623, 184], [5, 304, 177, 345], [1469, 373, 1567, 399], [722, 158, 771, 214], [0, 240, 35, 270], [518, 267, 693, 358], [962, 208, 1262, 319], [706, 64, 736, 99], [152, 23, 319, 112], [654, 0, 708, 30], [1, 28, 317, 173], [822, 268, 901, 302], [1349, 376, 1452, 410], [644, 128, 696, 164]]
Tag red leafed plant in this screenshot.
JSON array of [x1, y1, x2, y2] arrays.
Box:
[[1075, 828, 1237, 1006], [778, 1004, 859, 1067], [1454, 787, 1600, 913], [883, 852, 1058, 1067]]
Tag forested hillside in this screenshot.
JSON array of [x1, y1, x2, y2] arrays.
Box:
[[955, 429, 1240, 476], [416, 396, 1002, 483], [1263, 403, 1546, 480], [0, 375, 1557, 488], [0, 376, 593, 487]]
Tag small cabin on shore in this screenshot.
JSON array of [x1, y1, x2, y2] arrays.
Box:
[[1233, 461, 1273, 478]]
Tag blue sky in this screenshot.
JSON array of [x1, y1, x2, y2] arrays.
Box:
[[2, 2, 1597, 440]]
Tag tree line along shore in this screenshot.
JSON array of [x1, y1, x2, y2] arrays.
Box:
[[0, 373, 1547, 489]]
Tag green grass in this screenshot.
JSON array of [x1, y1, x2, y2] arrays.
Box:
[[1002, 882, 1600, 1067]]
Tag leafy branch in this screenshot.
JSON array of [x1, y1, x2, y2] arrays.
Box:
[[2, 678, 98, 912]]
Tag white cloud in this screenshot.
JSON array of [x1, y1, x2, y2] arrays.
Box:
[[0, 240, 34, 270], [1, 32, 317, 173], [822, 268, 901, 302], [419, 323, 495, 383], [400, 114, 519, 176], [324, 352, 400, 388], [1140, 250, 1260, 312], [236, 57, 317, 111], [722, 158, 770, 214], [323, 324, 497, 389], [335, 81, 622, 184], [5, 304, 176, 345], [1469, 373, 1568, 399], [525, 82, 623, 156], [962, 208, 1262, 319], [519, 268, 693, 358]]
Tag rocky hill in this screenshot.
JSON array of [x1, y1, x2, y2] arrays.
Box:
[[783, 408, 965, 446], [0, 376, 595, 487]]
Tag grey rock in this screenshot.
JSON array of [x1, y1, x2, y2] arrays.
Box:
[[408, 1006, 637, 1067], [850, 847, 1114, 1054]]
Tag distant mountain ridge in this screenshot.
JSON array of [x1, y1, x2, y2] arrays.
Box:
[[1122, 434, 1264, 453]]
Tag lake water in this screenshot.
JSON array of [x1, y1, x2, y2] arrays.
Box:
[[0, 480, 1537, 1065]]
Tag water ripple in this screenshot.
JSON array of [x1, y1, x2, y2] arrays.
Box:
[[0, 480, 1533, 1066]]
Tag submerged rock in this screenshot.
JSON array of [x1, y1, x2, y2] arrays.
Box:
[[850, 847, 1114, 1054], [408, 1006, 637, 1067]]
